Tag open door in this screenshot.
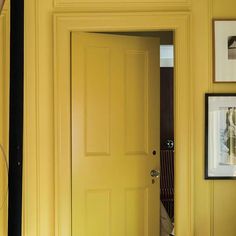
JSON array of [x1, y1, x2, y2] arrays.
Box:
[[71, 32, 160, 236]]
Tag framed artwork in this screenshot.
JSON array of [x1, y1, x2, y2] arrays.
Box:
[[213, 19, 236, 82], [205, 94, 236, 179]]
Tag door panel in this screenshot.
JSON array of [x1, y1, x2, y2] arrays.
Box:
[[85, 47, 110, 155], [125, 188, 149, 236], [125, 50, 149, 154], [72, 32, 160, 236]]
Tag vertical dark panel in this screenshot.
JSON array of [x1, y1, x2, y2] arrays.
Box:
[[160, 67, 174, 150], [8, 0, 24, 235], [160, 67, 174, 220]]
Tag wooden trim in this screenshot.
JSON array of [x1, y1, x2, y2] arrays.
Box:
[[53, 2, 192, 12], [23, 0, 55, 235], [54, 12, 192, 236], [23, 0, 39, 234], [0, 10, 10, 236]]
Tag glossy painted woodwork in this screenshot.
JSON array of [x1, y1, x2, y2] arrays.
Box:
[[21, 0, 236, 236], [71, 32, 160, 236]]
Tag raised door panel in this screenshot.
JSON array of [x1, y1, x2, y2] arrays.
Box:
[[125, 51, 149, 155], [85, 47, 111, 156]]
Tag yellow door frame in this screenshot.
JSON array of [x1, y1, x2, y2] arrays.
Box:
[[54, 12, 193, 236], [0, 8, 9, 236]]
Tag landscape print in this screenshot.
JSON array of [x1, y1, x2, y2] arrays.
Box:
[[228, 36, 236, 60]]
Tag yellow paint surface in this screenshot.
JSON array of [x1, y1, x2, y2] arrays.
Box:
[[0, 7, 9, 236], [71, 32, 160, 236], [17, 0, 236, 235]]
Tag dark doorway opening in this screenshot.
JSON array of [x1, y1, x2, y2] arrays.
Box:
[[160, 66, 174, 220]]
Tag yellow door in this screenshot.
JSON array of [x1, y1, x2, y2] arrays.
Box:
[[71, 32, 160, 236]]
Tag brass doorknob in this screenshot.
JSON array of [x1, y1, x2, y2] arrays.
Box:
[[150, 169, 160, 178]]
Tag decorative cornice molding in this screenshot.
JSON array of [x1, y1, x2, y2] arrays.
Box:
[[53, 1, 192, 12]]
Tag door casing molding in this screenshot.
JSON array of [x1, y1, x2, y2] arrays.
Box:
[[54, 12, 193, 236]]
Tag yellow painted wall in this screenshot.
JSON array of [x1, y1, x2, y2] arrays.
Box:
[[192, 1, 212, 235], [211, 1, 236, 235], [193, 0, 236, 235], [0, 0, 233, 235], [0, 0, 9, 235]]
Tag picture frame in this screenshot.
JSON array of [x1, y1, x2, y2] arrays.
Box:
[[205, 94, 236, 179], [213, 19, 236, 82]]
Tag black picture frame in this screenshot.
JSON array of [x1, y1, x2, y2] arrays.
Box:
[[205, 93, 236, 179]]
